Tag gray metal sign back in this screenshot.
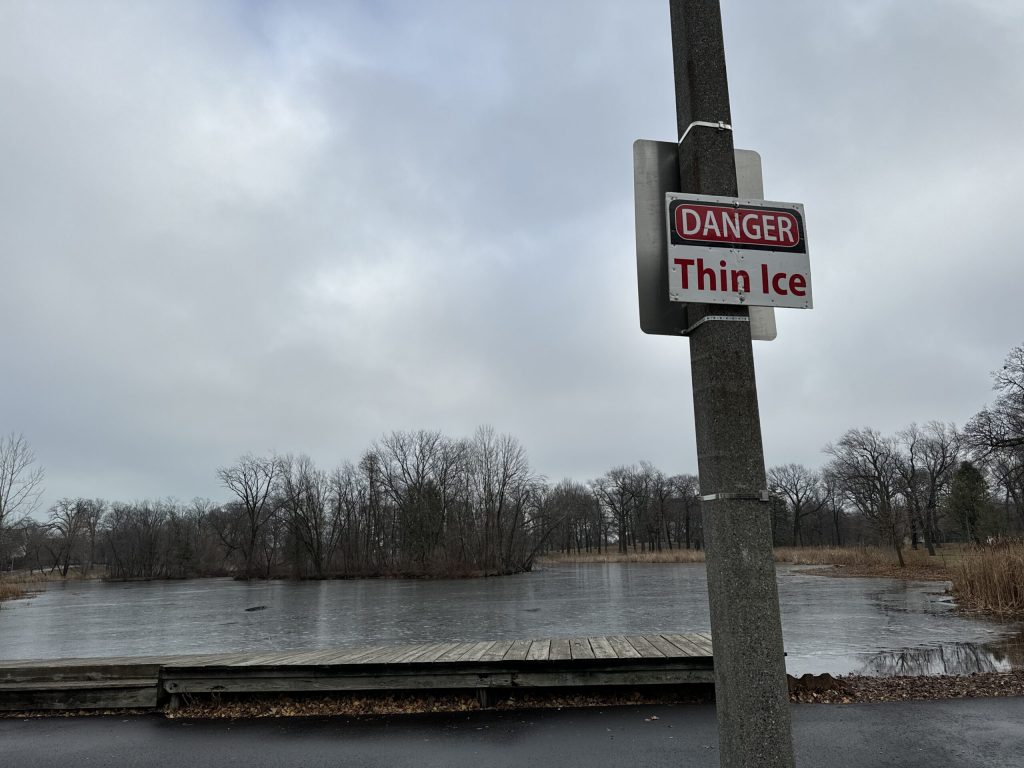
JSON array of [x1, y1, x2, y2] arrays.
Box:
[[634, 143, 776, 339]]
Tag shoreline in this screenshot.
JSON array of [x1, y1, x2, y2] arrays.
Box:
[[535, 549, 958, 582], [4, 670, 1024, 720], [5, 548, 1019, 622]]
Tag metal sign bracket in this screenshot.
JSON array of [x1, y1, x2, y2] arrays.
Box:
[[700, 490, 771, 503], [678, 120, 733, 145], [682, 314, 749, 336]]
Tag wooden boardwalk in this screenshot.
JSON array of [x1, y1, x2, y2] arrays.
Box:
[[0, 633, 714, 712]]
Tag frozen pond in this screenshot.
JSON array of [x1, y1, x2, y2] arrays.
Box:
[[1, 563, 1021, 676]]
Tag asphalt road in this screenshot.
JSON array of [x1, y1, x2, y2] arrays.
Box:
[[2, 699, 1023, 768]]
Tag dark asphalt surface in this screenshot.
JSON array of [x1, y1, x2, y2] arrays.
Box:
[[2, 699, 1023, 768]]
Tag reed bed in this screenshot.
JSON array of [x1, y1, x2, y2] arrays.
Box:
[[540, 545, 960, 582], [951, 540, 1024, 616], [542, 546, 904, 566], [773, 546, 894, 568], [542, 546, 899, 567], [537, 549, 706, 564], [775, 545, 960, 581], [0, 570, 54, 603], [0, 581, 27, 602]]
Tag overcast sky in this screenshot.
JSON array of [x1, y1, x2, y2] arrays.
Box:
[[2, 0, 1022, 512]]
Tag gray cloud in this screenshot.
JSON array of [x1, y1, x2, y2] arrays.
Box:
[[2, 0, 1022, 509]]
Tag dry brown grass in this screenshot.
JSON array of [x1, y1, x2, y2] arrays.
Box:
[[951, 540, 1024, 616], [774, 546, 894, 567], [775, 545, 961, 581], [537, 549, 706, 564], [539, 544, 966, 581], [0, 570, 54, 603], [0, 581, 28, 602], [3, 570, 54, 583], [542, 545, 927, 568]]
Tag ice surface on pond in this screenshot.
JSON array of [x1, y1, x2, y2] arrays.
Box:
[[1, 563, 1020, 676]]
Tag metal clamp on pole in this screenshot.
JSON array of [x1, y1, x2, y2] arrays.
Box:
[[700, 490, 771, 503], [678, 119, 732, 145], [682, 314, 749, 336]]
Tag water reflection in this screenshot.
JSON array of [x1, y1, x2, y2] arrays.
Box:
[[858, 632, 1024, 676]]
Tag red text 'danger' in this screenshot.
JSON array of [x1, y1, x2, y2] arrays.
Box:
[[673, 204, 800, 248]]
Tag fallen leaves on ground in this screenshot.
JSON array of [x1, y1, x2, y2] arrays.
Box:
[[163, 688, 712, 719], [6, 672, 1024, 719], [789, 670, 1024, 704], [163, 672, 1024, 718]]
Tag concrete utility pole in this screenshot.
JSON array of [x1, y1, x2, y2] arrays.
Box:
[[668, 2, 796, 767]]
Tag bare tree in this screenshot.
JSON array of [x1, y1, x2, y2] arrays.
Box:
[[78, 499, 106, 575], [101, 500, 170, 579], [336, 462, 370, 570], [629, 463, 656, 552], [987, 453, 1024, 531], [48, 498, 84, 577], [966, 346, 1024, 530], [217, 453, 281, 579], [0, 433, 45, 561], [768, 463, 826, 547], [468, 426, 535, 573], [17, 519, 51, 574], [163, 499, 211, 578], [546, 479, 599, 554], [819, 468, 846, 546], [965, 345, 1024, 451], [826, 428, 907, 566], [280, 454, 342, 579], [592, 467, 635, 554], [375, 430, 446, 571], [895, 422, 961, 554], [670, 474, 700, 549]]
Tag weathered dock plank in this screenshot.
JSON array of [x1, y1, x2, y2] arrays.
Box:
[[549, 639, 572, 661], [645, 634, 685, 658], [405, 643, 453, 663], [0, 632, 718, 713], [625, 636, 664, 658], [389, 643, 440, 664], [279, 649, 346, 665], [569, 638, 595, 660], [605, 636, 641, 659], [460, 642, 496, 662], [525, 640, 550, 661], [313, 645, 380, 665], [695, 632, 714, 652], [434, 642, 476, 662], [162, 653, 248, 668], [663, 634, 709, 657], [480, 641, 515, 662], [588, 636, 617, 660], [502, 639, 533, 661]]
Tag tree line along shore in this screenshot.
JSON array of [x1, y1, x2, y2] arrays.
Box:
[[1, 345, 1023, 617]]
